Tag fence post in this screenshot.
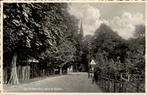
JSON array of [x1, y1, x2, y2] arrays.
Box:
[[113, 79, 116, 92], [121, 80, 124, 92], [105, 79, 107, 91], [136, 81, 140, 92], [119, 79, 123, 92], [107, 79, 110, 92]]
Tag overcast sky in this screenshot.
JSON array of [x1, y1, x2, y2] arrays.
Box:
[[68, 3, 145, 40]]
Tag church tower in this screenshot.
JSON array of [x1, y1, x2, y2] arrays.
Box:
[[79, 20, 86, 72], [73, 19, 86, 72], [79, 20, 84, 39]]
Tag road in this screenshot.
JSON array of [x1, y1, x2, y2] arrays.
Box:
[[4, 72, 101, 92]]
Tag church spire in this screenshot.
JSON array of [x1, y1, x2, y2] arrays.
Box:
[[79, 20, 83, 39]]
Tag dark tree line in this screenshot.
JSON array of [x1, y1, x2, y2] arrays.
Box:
[[86, 24, 145, 79], [3, 3, 82, 84]]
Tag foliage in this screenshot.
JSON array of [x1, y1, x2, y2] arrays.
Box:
[[3, 3, 80, 68], [3, 3, 81, 83], [89, 24, 145, 78]]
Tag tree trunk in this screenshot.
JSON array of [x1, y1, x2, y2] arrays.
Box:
[[17, 65, 22, 81], [3, 67, 7, 84], [22, 66, 26, 80], [8, 53, 19, 85], [60, 67, 62, 75], [27, 65, 30, 80]]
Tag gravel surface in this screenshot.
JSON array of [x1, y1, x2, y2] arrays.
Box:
[[4, 72, 101, 92]]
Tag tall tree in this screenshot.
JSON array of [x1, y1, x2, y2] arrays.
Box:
[[126, 25, 145, 74], [3, 3, 80, 84], [90, 24, 129, 77]]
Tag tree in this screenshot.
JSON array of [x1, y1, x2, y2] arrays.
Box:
[[4, 3, 41, 84], [3, 3, 80, 84], [92, 24, 128, 61], [126, 25, 145, 74], [37, 3, 80, 74], [89, 24, 130, 78], [89, 23, 145, 81]]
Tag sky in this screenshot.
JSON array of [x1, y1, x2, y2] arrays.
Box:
[[68, 3, 145, 40]]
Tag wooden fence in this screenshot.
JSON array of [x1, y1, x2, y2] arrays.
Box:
[[95, 74, 145, 92]]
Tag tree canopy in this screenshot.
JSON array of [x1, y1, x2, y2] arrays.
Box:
[[3, 3, 80, 68], [87, 23, 145, 77], [3, 3, 82, 84]]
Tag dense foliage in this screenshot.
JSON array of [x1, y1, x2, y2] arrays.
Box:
[[3, 3, 81, 84], [88, 24, 145, 78]]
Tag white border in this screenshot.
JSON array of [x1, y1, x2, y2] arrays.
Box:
[[1, 0, 147, 3], [0, 0, 146, 95], [0, 1, 3, 94]]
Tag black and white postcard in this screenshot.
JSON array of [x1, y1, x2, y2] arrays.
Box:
[[1, 0, 146, 95]]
